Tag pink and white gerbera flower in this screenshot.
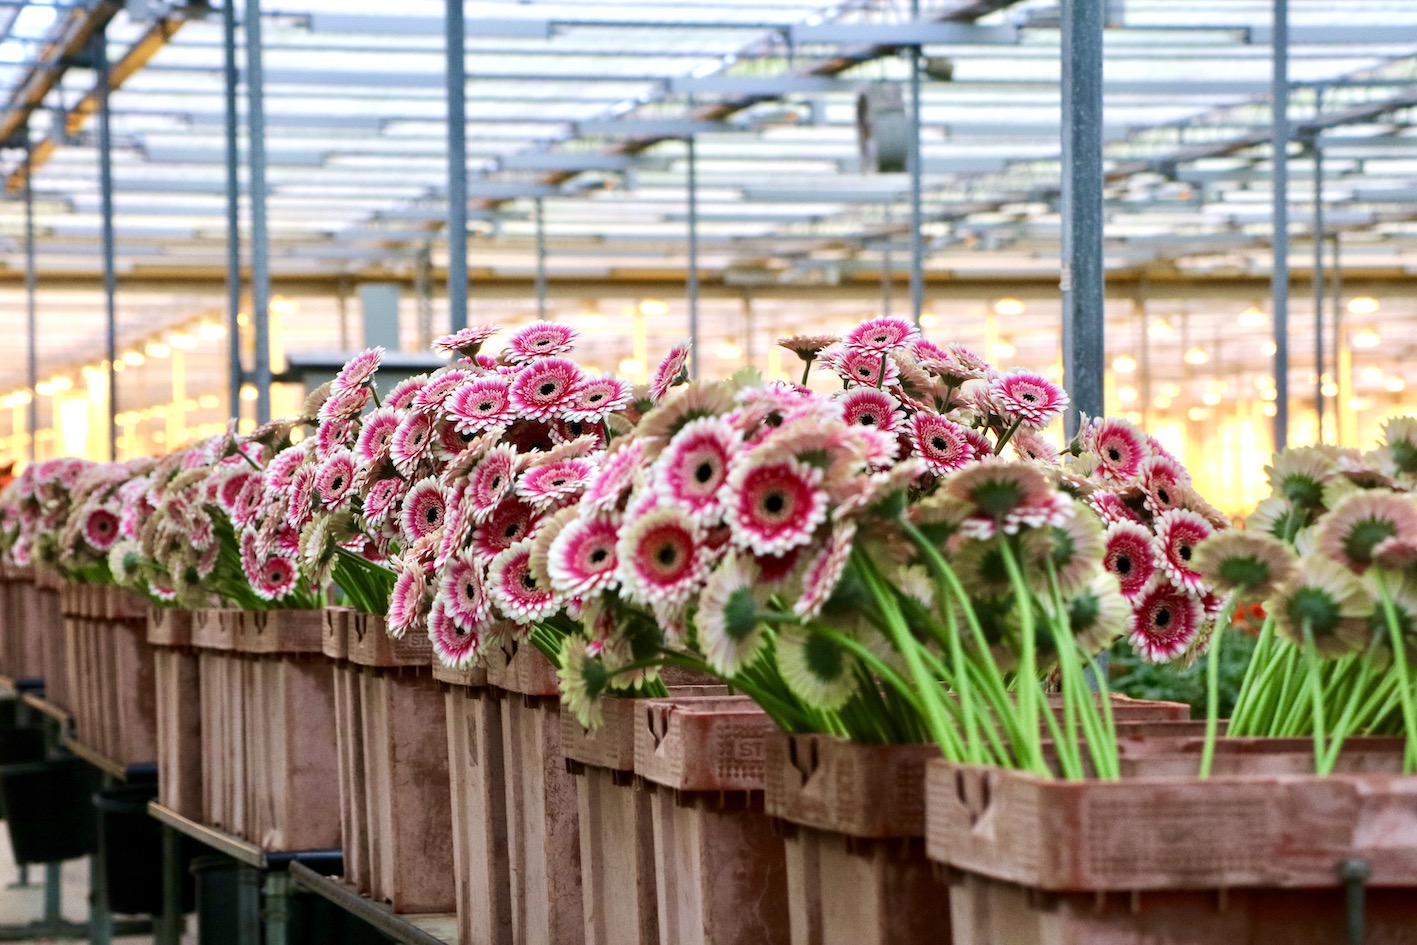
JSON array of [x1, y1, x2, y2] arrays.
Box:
[[314, 449, 358, 509], [515, 458, 594, 509], [428, 597, 482, 668], [400, 478, 447, 544], [446, 376, 515, 433], [466, 444, 518, 522], [564, 377, 632, 422], [1129, 576, 1203, 663], [355, 407, 402, 463], [616, 505, 707, 606], [385, 375, 428, 411], [1087, 417, 1148, 483], [82, 508, 120, 551], [390, 411, 436, 474], [843, 316, 918, 354], [487, 539, 558, 624], [508, 357, 583, 420], [434, 324, 500, 358], [253, 555, 299, 602], [1102, 520, 1157, 600], [582, 441, 645, 516], [652, 417, 739, 523], [331, 346, 384, 394], [650, 341, 692, 403], [414, 369, 474, 411], [795, 520, 857, 619], [473, 497, 539, 557], [909, 413, 984, 475], [547, 515, 621, 598], [317, 386, 371, 424], [503, 321, 579, 364], [362, 477, 405, 527], [837, 388, 902, 435], [1153, 508, 1214, 593], [985, 370, 1070, 430], [1140, 454, 1190, 515], [823, 348, 898, 388], [387, 566, 430, 639], [724, 455, 829, 556], [438, 549, 493, 630]]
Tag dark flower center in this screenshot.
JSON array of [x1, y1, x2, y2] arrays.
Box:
[[588, 548, 608, 565], [931, 435, 948, 452], [1021, 392, 1038, 403], [656, 544, 679, 567], [695, 461, 715, 484], [1115, 554, 1132, 575], [764, 493, 786, 515], [1178, 543, 1192, 562], [465, 582, 477, 600], [521, 571, 538, 591], [330, 475, 344, 491], [426, 506, 441, 525], [505, 522, 521, 538], [1154, 606, 1172, 628], [478, 400, 494, 412], [539, 382, 558, 397], [1344, 517, 1399, 565], [1107, 447, 1122, 462]]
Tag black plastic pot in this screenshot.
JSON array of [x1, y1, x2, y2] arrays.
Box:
[[94, 784, 197, 916], [0, 725, 46, 821], [191, 855, 240, 945], [0, 756, 99, 864]]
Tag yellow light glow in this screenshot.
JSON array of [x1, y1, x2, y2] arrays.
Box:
[[1352, 328, 1381, 349], [1152, 395, 1172, 410], [237, 312, 250, 328], [617, 358, 644, 377], [168, 331, 197, 350], [10, 391, 30, 406], [577, 311, 605, 330], [1187, 406, 1210, 422], [1202, 391, 1221, 406], [638, 299, 669, 317], [991, 341, 1017, 360], [239, 384, 258, 402], [1386, 377, 1407, 393], [1347, 297, 1380, 315], [152, 430, 167, 444], [146, 342, 172, 359], [1262, 402, 1277, 417], [1117, 386, 1138, 403], [1238, 306, 1267, 328], [919, 312, 940, 329], [1112, 355, 1137, 374], [1147, 319, 1172, 340], [1160, 383, 1181, 398], [1349, 396, 1372, 411], [35, 381, 54, 397], [123, 350, 145, 366], [199, 321, 227, 340], [270, 297, 300, 316], [1254, 375, 1274, 391], [716, 342, 742, 360], [993, 298, 1025, 317], [1263, 340, 1277, 356], [1260, 388, 1277, 401], [112, 360, 125, 373], [198, 394, 220, 409], [50, 376, 73, 391], [1184, 347, 1209, 365], [1361, 365, 1385, 384]]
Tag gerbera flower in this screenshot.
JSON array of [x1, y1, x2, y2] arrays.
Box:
[[1059, 571, 1133, 656], [1086, 418, 1148, 483], [390, 410, 436, 474], [1271, 556, 1372, 657], [943, 460, 1068, 539], [465, 444, 518, 522], [776, 626, 859, 711], [1139, 454, 1190, 516], [919, 343, 990, 385], [547, 515, 620, 598], [794, 520, 856, 619], [515, 458, 594, 509], [1102, 520, 1157, 600], [473, 497, 539, 557], [563, 377, 631, 423], [1153, 508, 1215, 593], [82, 508, 120, 551], [837, 388, 901, 435], [558, 639, 612, 729], [1009, 429, 1061, 465], [428, 597, 483, 668], [437, 549, 492, 630], [253, 555, 299, 602], [635, 382, 736, 453], [1382, 416, 1417, 476], [487, 540, 558, 624], [508, 357, 583, 420], [724, 455, 829, 556], [314, 449, 358, 509], [843, 317, 918, 354], [823, 349, 897, 388], [1029, 508, 1104, 597], [400, 478, 447, 544], [435, 417, 480, 462], [695, 552, 769, 676], [984, 370, 1069, 431], [331, 346, 384, 394], [1315, 490, 1417, 575], [1128, 576, 1204, 663], [315, 417, 358, 460], [317, 386, 371, 424], [265, 446, 309, 490], [650, 340, 692, 402], [616, 505, 707, 606], [414, 369, 474, 411], [1265, 446, 1336, 512], [1192, 529, 1295, 599], [1247, 496, 1309, 543], [362, 477, 405, 527], [387, 565, 430, 639], [446, 376, 515, 433], [777, 333, 838, 361], [953, 538, 1019, 600], [652, 417, 739, 523], [434, 324, 500, 358], [385, 375, 429, 411], [909, 414, 983, 475], [503, 321, 579, 364]]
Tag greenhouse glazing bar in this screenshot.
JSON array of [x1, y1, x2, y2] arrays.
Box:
[[908, 0, 924, 326], [23, 133, 35, 462], [1272, 0, 1290, 451], [246, 0, 273, 424], [445, 0, 468, 333], [1312, 133, 1325, 440], [95, 27, 117, 461], [224, 0, 242, 419], [687, 132, 700, 380]]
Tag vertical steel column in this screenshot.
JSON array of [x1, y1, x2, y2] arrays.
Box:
[[245, 0, 272, 424], [154, 825, 182, 945], [1312, 136, 1325, 441], [1271, 0, 1290, 451], [235, 866, 261, 945], [96, 28, 117, 460], [23, 134, 36, 462], [445, 0, 468, 332], [533, 196, 547, 320], [881, 210, 892, 319], [1060, 0, 1105, 438], [686, 133, 700, 379], [223, 0, 242, 418], [908, 0, 923, 325], [1331, 234, 1343, 444], [263, 872, 290, 945]]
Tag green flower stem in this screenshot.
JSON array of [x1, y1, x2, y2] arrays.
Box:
[[1351, 674, 1400, 733], [1228, 615, 1275, 731], [908, 645, 1008, 764], [1321, 641, 1380, 774], [1035, 689, 1083, 780], [993, 419, 1023, 456], [809, 626, 934, 732], [1044, 563, 1116, 780], [1087, 650, 1119, 773], [996, 539, 1047, 776], [1299, 621, 1328, 770], [945, 603, 983, 765], [1269, 645, 1303, 736], [1199, 594, 1238, 779], [1377, 581, 1417, 773]]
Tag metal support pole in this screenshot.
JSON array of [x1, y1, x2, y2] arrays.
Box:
[[445, 0, 468, 332], [154, 825, 182, 945], [245, 0, 272, 424], [90, 814, 112, 945], [43, 863, 60, 928], [223, 0, 242, 418], [1312, 136, 1325, 441], [95, 27, 117, 460], [235, 866, 261, 945], [1331, 234, 1343, 444], [908, 0, 924, 326], [881, 209, 892, 319], [1271, 0, 1290, 451], [23, 135, 35, 462], [263, 871, 290, 945], [533, 197, 547, 320], [686, 133, 700, 379], [1060, 0, 1105, 438]]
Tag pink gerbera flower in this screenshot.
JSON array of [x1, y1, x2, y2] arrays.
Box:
[[616, 505, 707, 606], [919, 343, 991, 384], [515, 458, 594, 509], [1088, 418, 1148, 483], [446, 376, 515, 433], [428, 597, 482, 668], [1153, 508, 1214, 593], [652, 417, 739, 523], [823, 349, 898, 388], [985, 370, 1069, 430], [1009, 429, 1060, 465], [487, 540, 558, 624], [388, 566, 430, 639], [547, 515, 621, 597], [508, 357, 584, 420], [265, 447, 308, 490], [318, 386, 371, 424], [315, 450, 358, 509], [1090, 491, 1143, 526], [843, 316, 918, 353], [909, 413, 984, 475], [795, 520, 857, 619], [435, 418, 479, 462], [438, 550, 492, 630], [216, 469, 256, 517], [473, 497, 539, 557], [82, 508, 120, 551], [231, 475, 266, 529], [1140, 455, 1190, 516], [582, 441, 645, 515], [837, 388, 901, 434], [390, 410, 435, 474], [650, 341, 692, 403], [564, 377, 631, 422], [362, 477, 405, 526], [1129, 576, 1203, 663], [434, 324, 500, 358], [724, 456, 829, 556], [466, 444, 518, 522], [414, 369, 474, 411], [315, 417, 358, 460], [504, 321, 579, 364], [385, 375, 428, 411], [253, 555, 299, 602], [355, 407, 402, 463], [331, 347, 384, 394], [400, 478, 447, 544], [1102, 520, 1157, 600], [287, 466, 317, 528]]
